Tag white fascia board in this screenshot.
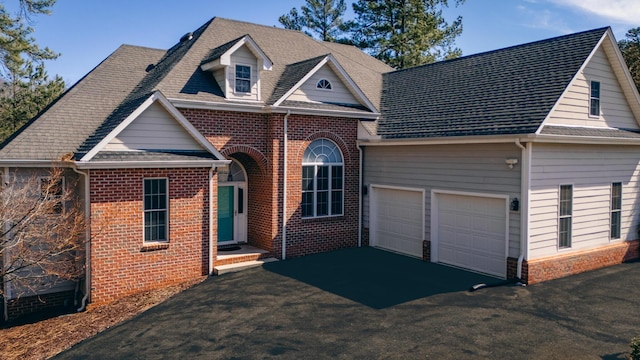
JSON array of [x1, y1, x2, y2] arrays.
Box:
[[75, 159, 231, 170], [170, 98, 267, 113], [202, 36, 273, 72], [534, 32, 607, 135], [152, 91, 227, 160], [272, 55, 378, 113], [359, 134, 535, 146], [601, 29, 640, 123], [273, 105, 380, 119], [80, 94, 158, 162]]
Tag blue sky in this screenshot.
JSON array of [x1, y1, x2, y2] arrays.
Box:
[[21, 0, 640, 85]]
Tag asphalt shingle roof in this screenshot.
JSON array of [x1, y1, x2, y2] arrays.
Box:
[[541, 125, 640, 139], [376, 27, 609, 139], [91, 150, 219, 162]]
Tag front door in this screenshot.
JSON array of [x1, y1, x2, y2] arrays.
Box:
[[218, 185, 235, 243], [217, 159, 248, 244]]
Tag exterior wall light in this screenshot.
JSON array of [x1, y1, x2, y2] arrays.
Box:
[[505, 158, 519, 169]]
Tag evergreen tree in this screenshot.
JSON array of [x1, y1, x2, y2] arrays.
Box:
[[347, 0, 465, 69], [618, 27, 640, 92], [279, 0, 347, 42], [0, 0, 63, 142]]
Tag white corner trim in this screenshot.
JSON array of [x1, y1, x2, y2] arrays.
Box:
[[81, 91, 226, 162]]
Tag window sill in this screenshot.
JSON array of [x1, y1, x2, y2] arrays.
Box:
[[140, 243, 169, 252]]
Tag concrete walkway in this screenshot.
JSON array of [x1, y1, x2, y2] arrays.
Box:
[[55, 247, 640, 359]]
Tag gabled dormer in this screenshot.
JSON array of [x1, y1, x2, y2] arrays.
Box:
[[200, 35, 272, 102], [271, 54, 378, 115]]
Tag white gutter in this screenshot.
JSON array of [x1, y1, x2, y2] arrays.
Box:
[[208, 166, 216, 274], [359, 134, 537, 147], [282, 111, 290, 260], [71, 166, 91, 312], [357, 144, 363, 247], [514, 139, 530, 281], [75, 160, 230, 170], [169, 98, 380, 120]]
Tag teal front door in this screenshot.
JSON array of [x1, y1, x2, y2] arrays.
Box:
[[218, 186, 234, 242]]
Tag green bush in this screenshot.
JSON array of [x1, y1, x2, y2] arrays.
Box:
[[630, 336, 640, 360]]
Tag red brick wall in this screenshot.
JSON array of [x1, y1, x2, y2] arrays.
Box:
[[5, 290, 75, 322], [181, 109, 361, 259], [89, 168, 211, 305], [524, 240, 639, 284]]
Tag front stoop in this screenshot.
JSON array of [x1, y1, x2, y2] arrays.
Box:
[[214, 245, 278, 275]]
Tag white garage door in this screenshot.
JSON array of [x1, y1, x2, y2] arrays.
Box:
[[434, 192, 507, 278], [371, 187, 423, 257]]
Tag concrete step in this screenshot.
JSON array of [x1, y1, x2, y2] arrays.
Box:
[[213, 258, 279, 275]]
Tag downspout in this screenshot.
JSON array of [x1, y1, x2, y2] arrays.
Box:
[[209, 166, 215, 274], [72, 166, 91, 312], [514, 139, 530, 281], [282, 111, 290, 260], [357, 144, 363, 247]]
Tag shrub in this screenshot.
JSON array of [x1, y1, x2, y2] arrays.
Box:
[[630, 336, 640, 360]]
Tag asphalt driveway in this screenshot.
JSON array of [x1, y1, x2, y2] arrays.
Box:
[[55, 247, 640, 359]]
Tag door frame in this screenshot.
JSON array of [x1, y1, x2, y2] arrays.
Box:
[[217, 159, 248, 245]]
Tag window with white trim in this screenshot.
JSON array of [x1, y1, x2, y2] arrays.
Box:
[[144, 178, 168, 242], [316, 78, 332, 90], [302, 139, 343, 218], [611, 182, 622, 239], [235, 64, 251, 93], [589, 80, 600, 116], [558, 184, 572, 248]]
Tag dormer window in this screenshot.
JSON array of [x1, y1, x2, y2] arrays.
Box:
[[235, 65, 251, 93], [316, 78, 332, 90]]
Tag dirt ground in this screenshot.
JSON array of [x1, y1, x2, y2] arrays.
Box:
[[0, 277, 205, 360]]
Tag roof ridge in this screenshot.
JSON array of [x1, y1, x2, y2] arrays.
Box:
[[212, 16, 306, 35], [389, 26, 610, 75]]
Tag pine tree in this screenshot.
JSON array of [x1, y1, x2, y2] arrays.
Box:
[[279, 0, 347, 42], [618, 27, 640, 92], [347, 0, 465, 69]]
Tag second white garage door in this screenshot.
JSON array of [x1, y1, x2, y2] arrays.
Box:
[[370, 186, 424, 258], [432, 192, 508, 278]]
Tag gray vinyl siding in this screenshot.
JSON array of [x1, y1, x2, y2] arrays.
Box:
[[4, 168, 82, 299], [105, 102, 204, 151], [529, 143, 640, 259], [363, 143, 522, 258], [546, 46, 638, 129], [288, 64, 359, 105]]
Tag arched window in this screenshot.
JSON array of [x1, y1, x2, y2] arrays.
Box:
[[302, 139, 343, 218], [316, 78, 332, 90]]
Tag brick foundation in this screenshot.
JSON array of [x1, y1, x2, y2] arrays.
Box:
[[524, 240, 639, 284], [423, 240, 431, 261], [5, 290, 76, 322]]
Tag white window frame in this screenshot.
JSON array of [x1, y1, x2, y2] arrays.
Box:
[[302, 139, 344, 219], [316, 78, 333, 91], [589, 80, 600, 117], [610, 182, 622, 240], [234, 64, 252, 94], [558, 184, 573, 249], [143, 177, 169, 243]]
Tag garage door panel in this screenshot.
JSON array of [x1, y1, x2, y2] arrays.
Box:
[[436, 193, 507, 278], [372, 187, 423, 258]]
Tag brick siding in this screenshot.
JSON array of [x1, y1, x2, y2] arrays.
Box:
[[5, 290, 75, 322], [89, 168, 211, 305]]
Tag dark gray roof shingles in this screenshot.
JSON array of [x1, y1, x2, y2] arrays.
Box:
[[377, 27, 609, 139]]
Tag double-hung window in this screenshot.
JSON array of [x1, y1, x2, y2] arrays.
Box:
[[144, 178, 168, 243], [611, 182, 622, 239], [558, 184, 573, 248], [590, 80, 600, 116], [302, 139, 343, 218], [235, 64, 251, 93]]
